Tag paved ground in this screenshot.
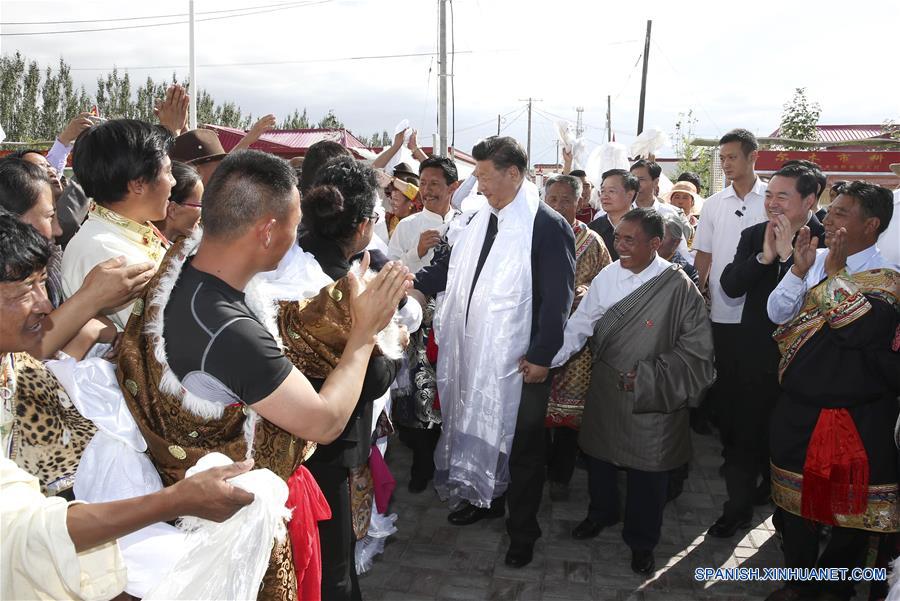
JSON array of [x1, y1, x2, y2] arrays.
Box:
[[358, 431, 790, 601]]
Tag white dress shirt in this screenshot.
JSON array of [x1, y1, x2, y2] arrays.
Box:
[[693, 177, 768, 323], [45, 139, 73, 175], [387, 206, 458, 273], [552, 254, 672, 367], [766, 244, 897, 325], [877, 188, 900, 267]]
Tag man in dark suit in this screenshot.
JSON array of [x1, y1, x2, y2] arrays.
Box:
[[709, 163, 826, 537]]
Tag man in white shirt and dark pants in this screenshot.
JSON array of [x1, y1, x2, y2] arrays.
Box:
[[388, 156, 461, 493], [553, 208, 714, 576], [692, 129, 768, 455]]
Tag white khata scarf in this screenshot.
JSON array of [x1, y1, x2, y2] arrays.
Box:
[[433, 179, 538, 507]]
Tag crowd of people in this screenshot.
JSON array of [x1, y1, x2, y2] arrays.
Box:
[[1, 85, 899, 601]]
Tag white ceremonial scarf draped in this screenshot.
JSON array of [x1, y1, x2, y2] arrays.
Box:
[[49, 355, 185, 599], [143, 453, 291, 601], [433, 180, 539, 508]]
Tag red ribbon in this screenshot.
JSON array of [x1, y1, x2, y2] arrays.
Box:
[[801, 408, 869, 525], [286, 465, 332, 601]]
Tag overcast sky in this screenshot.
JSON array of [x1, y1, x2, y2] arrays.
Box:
[[2, 0, 898, 163]]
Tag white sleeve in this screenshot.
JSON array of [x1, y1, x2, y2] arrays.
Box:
[[551, 270, 610, 368], [396, 295, 423, 333], [766, 268, 809, 324], [692, 200, 715, 253], [0, 459, 127, 601], [46, 139, 73, 175]]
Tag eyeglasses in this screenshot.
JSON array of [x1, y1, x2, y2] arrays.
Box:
[[181, 202, 202, 208], [369, 213, 381, 224]]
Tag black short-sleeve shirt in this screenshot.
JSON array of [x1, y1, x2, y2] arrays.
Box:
[[163, 262, 293, 405]]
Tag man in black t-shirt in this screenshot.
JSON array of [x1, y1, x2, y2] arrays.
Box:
[[157, 151, 411, 435]]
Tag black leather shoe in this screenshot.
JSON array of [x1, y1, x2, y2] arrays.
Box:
[[707, 514, 752, 538], [504, 542, 534, 568], [407, 477, 428, 494], [630, 549, 655, 575], [447, 501, 504, 526], [571, 517, 613, 540]]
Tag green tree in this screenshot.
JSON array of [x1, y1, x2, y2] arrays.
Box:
[[281, 108, 310, 129], [317, 109, 344, 129], [672, 110, 710, 195], [778, 87, 821, 149]]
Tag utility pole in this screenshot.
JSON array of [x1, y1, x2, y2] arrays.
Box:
[[606, 95, 612, 142], [575, 106, 584, 138], [437, 0, 448, 157], [497, 114, 501, 135], [188, 0, 197, 129], [636, 19, 652, 135], [518, 97, 541, 171]]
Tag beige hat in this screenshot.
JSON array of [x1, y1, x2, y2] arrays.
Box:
[[663, 181, 704, 215], [890, 163, 900, 177]]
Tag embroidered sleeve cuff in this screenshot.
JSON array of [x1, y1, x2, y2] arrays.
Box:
[[812, 268, 871, 329]]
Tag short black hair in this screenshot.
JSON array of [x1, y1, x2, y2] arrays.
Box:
[[302, 155, 378, 246], [781, 159, 826, 197], [629, 159, 662, 180], [471, 136, 527, 174], [201, 150, 298, 238], [620, 207, 665, 240], [419, 156, 459, 185], [839, 181, 894, 235], [299, 141, 351, 195], [0, 209, 52, 282], [71, 119, 173, 205], [168, 161, 202, 205], [569, 169, 587, 178], [772, 164, 821, 199], [719, 128, 759, 156], [601, 168, 640, 202], [677, 171, 702, 194], [0, 158, 52, 215]]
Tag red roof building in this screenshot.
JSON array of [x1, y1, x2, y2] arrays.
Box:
[[206, 125, 369, 158], [767, 124, 893, 151]]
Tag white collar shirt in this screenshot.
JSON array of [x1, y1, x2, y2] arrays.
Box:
[[387, 206, 459, 274], [552, 254, 671, 367], [693, 176, 768, 323], [767, 244, 897, 324]]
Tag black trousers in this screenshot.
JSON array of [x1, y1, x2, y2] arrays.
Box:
[[305, 459, 361, 601], [710, 322, 742, 450], [587, 457, 669, 552], [505, 380, 552, 546], [777, 508, 872, 600], [546, 426, 579, 485], [398, 424, 441, 483], [721, 370, 779, 520]]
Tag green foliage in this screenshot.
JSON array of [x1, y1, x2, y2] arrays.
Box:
[[778, 88, 821, 149], [672, 110, 711, 195], [281, 108, 310, 129], [1, 53, 348, 142], [316, 109, 344, 129]]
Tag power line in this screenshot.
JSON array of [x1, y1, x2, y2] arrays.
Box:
[[0, 1, 329, 36], [456, 108, 521, 134], [66, 50, 475, 72], [650, 39, 723, 134], [1, 2, 307, 25]]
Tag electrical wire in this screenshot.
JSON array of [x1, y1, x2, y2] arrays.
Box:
[[0, 1, 330, 36], [68, 50, 474, 72], [650, 39, 722, 134], [498, 107, 527, 133], [1, 2, 308, 25]]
